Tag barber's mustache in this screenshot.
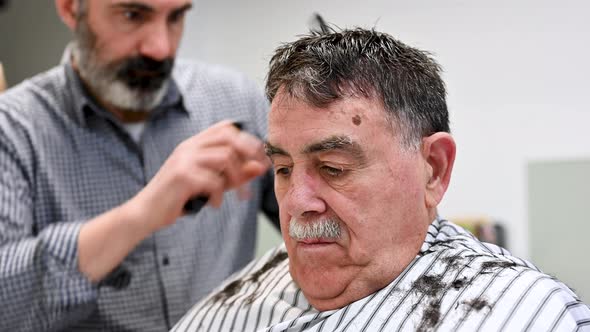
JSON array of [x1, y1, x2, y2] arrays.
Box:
[[289, 216, 342, 240], [116, 56, 174, 91]]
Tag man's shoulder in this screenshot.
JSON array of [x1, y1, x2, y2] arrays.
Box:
[[434, 243, 572, 296], [399, 222, 590, 330], [426, 220, 542, 279], [427, 221, 584, 311], [0, 65, 67, 119], [422, 219, 579, 301], [437, 251, 589, 330], [172, 59, 261, 96], [432, 220, 533, 264]]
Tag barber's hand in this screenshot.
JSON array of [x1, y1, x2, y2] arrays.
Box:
[[130, 120, 270, 231]]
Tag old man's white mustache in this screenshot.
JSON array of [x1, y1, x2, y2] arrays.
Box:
[[289, 216, 342, 241]]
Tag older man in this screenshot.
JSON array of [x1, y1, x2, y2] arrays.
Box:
[[172, 28, 590, 331], [0, 0, 278, 330]]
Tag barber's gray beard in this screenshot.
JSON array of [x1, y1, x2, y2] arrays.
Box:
[[76, 49, 168, 111], [73, 27, 168, 112], [95, 76, 168, 111], [289, 217, 342, 240]]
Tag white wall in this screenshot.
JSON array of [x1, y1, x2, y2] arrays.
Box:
[[180, 0, 590, 259]]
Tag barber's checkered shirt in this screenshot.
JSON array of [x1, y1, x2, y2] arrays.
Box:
[[0, 60, 278, 331], [173, 219, 590, 331]]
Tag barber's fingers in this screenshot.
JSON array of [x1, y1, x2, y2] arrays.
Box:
[[189, 121, 268, 165], [185, 167, 226, 208], [177, 145, 268, 209], [191, 145, 265, 188], [233, 131, 269, 166], [240, 159, 270, 179], [190, 120, 241, 149], [204, 163, 268, 208]]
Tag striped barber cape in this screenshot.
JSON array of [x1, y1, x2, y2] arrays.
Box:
[[172, 219, 590, 331]]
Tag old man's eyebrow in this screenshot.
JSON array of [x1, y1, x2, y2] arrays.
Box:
[[264, 142, 289, 158], [265, 136, 366, 161], [112, 2, 154, 12], [303, 135, 366, 161], [110, 2, 192, 14]]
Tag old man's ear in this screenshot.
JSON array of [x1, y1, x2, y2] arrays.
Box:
[[421, 132, 456, 208]]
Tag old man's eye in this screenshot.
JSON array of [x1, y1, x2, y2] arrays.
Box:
[[275, 167, 291, 177], [321, 165, 344, 178]]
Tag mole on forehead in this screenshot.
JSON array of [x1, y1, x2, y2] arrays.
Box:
[[352, 115, 362, 126]]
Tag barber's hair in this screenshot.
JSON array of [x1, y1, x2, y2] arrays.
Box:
[[266, 28, 449, 149]]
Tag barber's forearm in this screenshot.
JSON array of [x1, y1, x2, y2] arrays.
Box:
[[77, 199, 153, 282]]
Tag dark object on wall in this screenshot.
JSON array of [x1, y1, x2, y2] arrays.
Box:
[[453, 216, 507, 249], [493, 223, 506, 249], [0, 0, 10, 11]]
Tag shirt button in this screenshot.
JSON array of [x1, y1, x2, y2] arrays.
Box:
[[162, 255, 170, 266]]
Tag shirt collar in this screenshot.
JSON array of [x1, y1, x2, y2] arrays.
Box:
[[63, 61, 187, 127]]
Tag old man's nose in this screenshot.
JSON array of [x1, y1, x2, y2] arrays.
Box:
[[282, 170, 327, 218]]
